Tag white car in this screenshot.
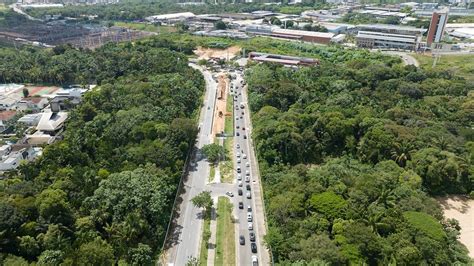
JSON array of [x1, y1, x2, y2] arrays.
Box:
[[246, 191, 252, 199], [246, 162, 250, 168], [245, 176, 250, 182], [237, 174, 242, 181], [246, 170, 250, 176], [243, 154, 247, 159], [248, 222, 253, 230], [236, 152, 241, 158], [226, 192, 234, 197], [252, 255, 258, 266], [238, 181, 243, 187], [236, 144, 240, 149], [237, 158, 241, 164], [247, 212, 253, 222]]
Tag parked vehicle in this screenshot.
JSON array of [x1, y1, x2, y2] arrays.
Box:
[[239, 235, 245, 245], [239, 202, 243, 209], [238, 189, 243, 196], [249, 232, 255, 242], [246, 191, 251, 199], [248, 222, 253, 230], [226, 192, 234, 197], [247, 212, 253, 222], [252, 255, 258, 266]]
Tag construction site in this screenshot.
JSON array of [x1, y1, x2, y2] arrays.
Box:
[[0, 16, 154, 49]]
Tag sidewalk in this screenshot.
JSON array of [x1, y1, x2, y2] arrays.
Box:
[[207, 197, 218, 266]]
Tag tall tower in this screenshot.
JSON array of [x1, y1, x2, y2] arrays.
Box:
[[427, 8, 449, 46]]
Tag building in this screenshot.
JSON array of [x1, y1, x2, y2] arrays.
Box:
[[36, 111, 68, 135], [245, 25, 274, 35], [271, 28, 335, 44], [0, 111, 17, 133], [145, 12, 195, 24], [17, 97, 48, 112], [427, 8, 449, 46], [18, 113, 43, 126], [355, 24, 427, 36], [0, 144, 42, 171], [249, 52, 319, 67], [0, 96, 19, 111], [356, 31, 421, 51]]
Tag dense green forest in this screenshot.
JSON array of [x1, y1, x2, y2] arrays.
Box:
[[246, 57, 473, 264], [0, 41, 204, 264]]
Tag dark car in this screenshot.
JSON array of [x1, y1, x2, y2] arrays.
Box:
[[241, 112, 244, 115], [249, 232, 256, 242], [251, 243, 257, 253], [238, 189, 243, 196], [244, 135, 247, 139], [239, 202, 244, 209], [239, 235, 245, 245], [246, 184, 251, 191], [236, 132, 240, 136]]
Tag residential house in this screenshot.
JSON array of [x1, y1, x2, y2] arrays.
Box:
[[36, 111, 68, 135], [0, 111, 17, 133], [18, 113, 43, 126], [0, 144, 42, 171], [17, 97, 49, 112]]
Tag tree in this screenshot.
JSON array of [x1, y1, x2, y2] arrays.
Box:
[[22, 88, 29, 98], [128, 243, 153, 266], [191, 191, 213, 216], [202, 143, 225, 164], [77, 238, 115, 265], [214, 20, 227, 30], [309, 191, 347, 220], [186, 256, 200, 266], [37, 250, 64, 266]]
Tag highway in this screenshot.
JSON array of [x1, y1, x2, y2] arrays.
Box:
[[164, 63, 269, 266], [165, 63, 217, 266], [230, 71, 270, 266]]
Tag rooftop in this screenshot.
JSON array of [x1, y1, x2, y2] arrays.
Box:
[[146, 12, 195, 21], [272, 28, 335, 38], [36, 111, 68, 132], [357, 31, 417, 43], [0, 111, 17, 121]]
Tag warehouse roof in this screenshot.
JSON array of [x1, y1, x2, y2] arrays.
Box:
[[272, 28, 335, 38], [146, 12, 195, 21], [357, 31, 417, 43]]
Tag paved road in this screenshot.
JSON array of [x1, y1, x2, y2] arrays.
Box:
[[230, 71, 270, 266], [376, 50, 420, 67], [165, 64, 217, 266]]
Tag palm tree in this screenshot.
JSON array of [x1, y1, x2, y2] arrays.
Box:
[[431, 136, 452, 151], [391, 141, 414, 167]]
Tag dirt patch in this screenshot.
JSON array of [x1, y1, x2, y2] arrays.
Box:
[[194, 46, 241, 60], [438, 195, 474, 257], [211, 73, 230, 136]]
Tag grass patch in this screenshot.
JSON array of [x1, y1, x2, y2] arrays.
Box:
[[412, 53, 474, 82], [209, 165, 215, 183], [219, 160, 234, 183], [215, 197, 236, 266], [114, 22, 176, 33], [199, 209, 211, 266]]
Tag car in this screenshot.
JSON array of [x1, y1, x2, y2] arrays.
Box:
[[241, 111, 244, 115], [249, 232, 256, 242], [238, 189, 243, 196], [236, 132, 240, 136], [251, 243, 257, 253], [246, 162, 250, 167], [252, 255, 258, 266], [236, 152, 241, 158], [237, 158, 241, 164], [236, 125, 240, 129], [245, 170, 250, 176], [248, 222, 253, 230], [237, 168, 241, 174], [248, 206, 252, 212], [242, 127, 246, 130], [207, 106, 210, 110], [247, 213, 253, 222], [244, 135, 247, 139], [245, 176, 250, 182], [226, 192, 234, 197], [246, 184, 251, 191], [236, 117, 239, 121], [243, 154, 247, 159], [239, 202, 244, 209], [236, 144, 240, 149], [237, 174, 242, 180], [246, 191, 252, 199], [238, 181, 243, 187], [240, 116, 243, 119], [239, 235, 245, 245]]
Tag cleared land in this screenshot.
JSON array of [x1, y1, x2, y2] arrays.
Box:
[[438, 196, 474, 257], [215, 197, 236, 266], [413, 53, 474, 82], [194, 46, 241, 60]]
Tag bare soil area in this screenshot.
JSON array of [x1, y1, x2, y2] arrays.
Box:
[[211, 73, 230, 136], [194, 46, 241, 60], [438, 195, 474, 257]]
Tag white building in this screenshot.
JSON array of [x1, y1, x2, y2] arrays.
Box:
[[145, 12, 195, 24], [356, 30, 421, 51]]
